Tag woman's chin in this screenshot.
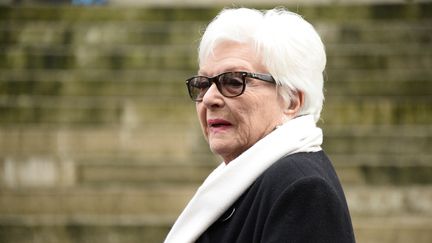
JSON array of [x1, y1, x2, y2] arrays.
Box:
[[209, 143, 234, 162]]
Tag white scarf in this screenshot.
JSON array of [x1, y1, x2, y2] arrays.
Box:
[[164, 115, 323, 243]]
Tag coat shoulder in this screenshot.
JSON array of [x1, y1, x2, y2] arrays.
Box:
[[256, 151, 343, 199], [262, 151, 335, 182]]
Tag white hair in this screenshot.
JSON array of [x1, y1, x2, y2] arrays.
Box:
[[198, 7, 326, 122]]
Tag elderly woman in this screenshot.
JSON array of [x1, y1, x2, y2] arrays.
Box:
[[165, 7, 355, 243]]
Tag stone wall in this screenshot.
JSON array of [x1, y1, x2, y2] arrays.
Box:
[[0, 2, 431, 243]]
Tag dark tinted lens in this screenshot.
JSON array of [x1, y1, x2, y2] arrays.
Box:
[[188, 77, 211, 101], [218, 72, 245, 97]]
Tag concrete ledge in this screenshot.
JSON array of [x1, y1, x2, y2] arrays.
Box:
[[1, 186, 431, 216], [0, 186, 197, 216], [346, 186, 432, 216], [0, 215, 431, 243], [353, 216, 432, 243]]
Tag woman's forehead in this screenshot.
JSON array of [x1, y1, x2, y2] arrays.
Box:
[[198, 43, 265, 76]]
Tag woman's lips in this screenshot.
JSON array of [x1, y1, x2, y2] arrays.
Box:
[[207, 119, 232, 133]]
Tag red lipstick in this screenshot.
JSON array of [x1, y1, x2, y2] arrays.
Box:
[[207, 119, 232, 133]]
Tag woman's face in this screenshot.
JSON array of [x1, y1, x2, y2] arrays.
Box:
[[197, 42, 287, 163]]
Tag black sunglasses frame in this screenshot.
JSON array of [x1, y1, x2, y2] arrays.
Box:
[[186, 71, 275, 102]]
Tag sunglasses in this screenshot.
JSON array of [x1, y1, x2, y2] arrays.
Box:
[[186, 71, 275, 102]]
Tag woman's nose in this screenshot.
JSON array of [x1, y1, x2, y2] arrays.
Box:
[[202, 83, 224, 107]]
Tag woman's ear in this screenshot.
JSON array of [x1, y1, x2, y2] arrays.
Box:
[[285, 91, 304, 117]]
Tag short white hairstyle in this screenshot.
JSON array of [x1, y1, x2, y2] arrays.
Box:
[[198, 7, 326, 122]]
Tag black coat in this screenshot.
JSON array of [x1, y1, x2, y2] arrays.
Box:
[[196, 151, 355, 243]]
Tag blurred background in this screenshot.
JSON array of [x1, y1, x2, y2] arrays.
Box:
[[0, 0, 431, 242]]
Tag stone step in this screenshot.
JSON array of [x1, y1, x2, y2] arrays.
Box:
[[77, 163, 215, 186], [327, 51, 432, 70], [0, 72, 190, 98], [0, 69, 194, 100], [0, 215, 431, 243], [55, 161, 432, 186], [353, 216, 432, 243], [322, 96, 432, 125], [322, 124, 432, 154], [300, 3, 432, 21], [0, 6, 219, 22], [0, 221, 170, 243], [1, 44, 431, 70], [1, 95, 430, 125], [4, 155, 431, 187], [0, 185, 431, 217], [1, 68, 431, 97], [6, 157, 426, 187], [326, 68, 432, 96], [0, 124, 430, 159], [0, 23, 432, 48], [1, 124, 430, 155], [0, 125, 203, 162], [0, 75, 427, 99], [0, 45, 197, 70], [336, 162, 432, 185], [1, 19, 430, 46], [1, 154, 431, 189], [345, 185, 432, 217], [0, 21, 204, 46], [1, 43, 431, 70], [0, 187, 195, 216], [0, 96, 195, 124], [318, 20, 432, 44]]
